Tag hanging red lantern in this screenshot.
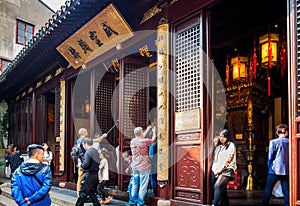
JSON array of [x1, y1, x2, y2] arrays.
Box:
[[259, 33, 279, 97], [259, 33, 279, 68], [231, 56, 248, 80]]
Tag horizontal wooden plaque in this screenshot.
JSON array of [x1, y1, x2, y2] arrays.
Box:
[[175, 108, 201, 132], [56, 3, 133, 69]]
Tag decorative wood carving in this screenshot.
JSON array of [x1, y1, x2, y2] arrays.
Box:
[[177, 133, 201, 142], [176, 191, 200, 200], [176, 146, 200, 188]]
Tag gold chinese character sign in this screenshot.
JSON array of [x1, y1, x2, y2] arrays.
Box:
[[56, 4, 133, 69]]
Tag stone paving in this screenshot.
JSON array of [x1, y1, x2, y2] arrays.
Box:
[[0, 176, 285, 206]]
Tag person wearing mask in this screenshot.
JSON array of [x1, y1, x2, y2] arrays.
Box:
[[261, 124, 289, 206], [130, 125, 156, 206], [211, 129, 236, 206], [75, 137, 101, 206], [11, 144, 52, 206]]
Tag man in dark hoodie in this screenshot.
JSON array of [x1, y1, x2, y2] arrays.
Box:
[[11, 144, 52, 206], [75, 137, 101, 206]]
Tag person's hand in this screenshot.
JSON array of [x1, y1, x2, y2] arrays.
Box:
[[125, 168, 129, 174], [102, 133, 108, 138], [25, 198, 31, 205], [147, 125, 152, 131], [152, 126, 156, 133]]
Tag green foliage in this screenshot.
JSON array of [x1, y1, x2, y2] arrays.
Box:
[[0, 101, 8, 149]]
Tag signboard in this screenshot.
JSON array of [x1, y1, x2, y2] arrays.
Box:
[[56, 4, 133, 69]]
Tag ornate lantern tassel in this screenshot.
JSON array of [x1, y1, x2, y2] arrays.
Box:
[[267, 33, 272, 96], [238, 86, 240, 101], [238, 55, 241, 80], [249, 59, 253, 85], [268, 33, 272, 69], [253, 38, 257, 79], [280, 36, 287, 76], [226, 58, 230, 86]]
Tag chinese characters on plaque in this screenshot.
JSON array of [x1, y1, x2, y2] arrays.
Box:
[[56, 4, 133, 69]]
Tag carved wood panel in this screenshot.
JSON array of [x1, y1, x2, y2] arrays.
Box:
[[174, 140, 202, 203]]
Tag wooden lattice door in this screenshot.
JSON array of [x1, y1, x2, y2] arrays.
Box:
[[118, 55, 149, 191], [172, 15, 206, 204], [95, 72, 117, 185]]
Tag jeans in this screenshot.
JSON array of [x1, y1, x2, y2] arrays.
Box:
[[261, 174, 289, 206], [127, 176, 135, 204], [131, 169, 150, 206]]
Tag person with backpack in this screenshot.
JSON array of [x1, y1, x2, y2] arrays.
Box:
[[11, 144, 52, 206], [71, 128, 107, 197]]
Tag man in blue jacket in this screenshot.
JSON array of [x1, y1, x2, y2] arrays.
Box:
[[11, 144, 52, 206], [261, 124, 289, 206]]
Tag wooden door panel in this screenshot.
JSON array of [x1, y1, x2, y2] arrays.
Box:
[[174, 134, 202, 203]]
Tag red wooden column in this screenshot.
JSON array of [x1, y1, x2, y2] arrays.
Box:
[[288, 0, 300, 205]]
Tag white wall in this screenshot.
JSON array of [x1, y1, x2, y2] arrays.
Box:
[[0, 0, 54, 62]]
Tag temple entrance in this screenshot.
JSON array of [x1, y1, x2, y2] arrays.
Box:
[[209, 0, 288, 193]]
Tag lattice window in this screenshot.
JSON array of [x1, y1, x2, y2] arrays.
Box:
[[175, 24, 201, 112], [95, 74, 115, 135], [123, 62, 148, 139], [297, 0, 300, 115]]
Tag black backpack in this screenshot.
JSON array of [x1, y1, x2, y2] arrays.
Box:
[[70, 138, 85, 165]]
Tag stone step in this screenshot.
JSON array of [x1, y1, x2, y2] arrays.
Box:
[[0, 185, 76, 206], [0, 184, 127, 206]]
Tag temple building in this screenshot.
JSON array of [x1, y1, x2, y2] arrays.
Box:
[[0, 0, 299, 205]]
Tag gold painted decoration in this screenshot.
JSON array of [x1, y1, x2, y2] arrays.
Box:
[[157, 23, 169, 182], [59, 80, 66, 172], [56, 4, 133, 69], [45, 74, 53, 83], [36, 81, 42, 88], [55, 67, 63, 76]]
